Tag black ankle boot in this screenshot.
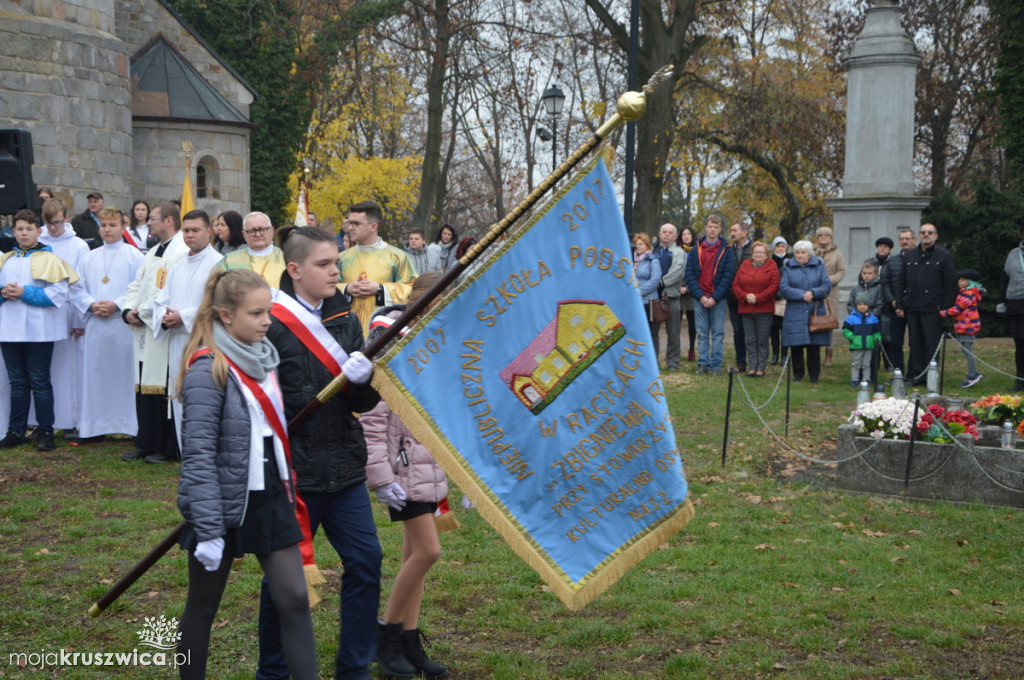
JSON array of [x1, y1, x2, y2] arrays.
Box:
[[401, 628, 449, 680], [376, 621, 417, 679]]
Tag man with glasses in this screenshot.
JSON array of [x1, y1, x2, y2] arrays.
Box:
[[219, 211, 287, 285], [895, 223, 957, 385], [120, 203, 188, 462]]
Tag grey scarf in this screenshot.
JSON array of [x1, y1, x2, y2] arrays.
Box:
[[212, 321, 279, 381]]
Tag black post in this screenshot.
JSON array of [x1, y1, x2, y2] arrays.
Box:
[[904, 394, 922, 491], [785, 357, 792, 438], [623, 0, 639, 234], [722, 369, 735, 467], [939, 332, 948, 395], [551, 121, 557, 175]]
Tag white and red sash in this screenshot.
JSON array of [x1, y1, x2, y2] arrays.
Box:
[[122, 229, 140, 249], [187, 348, 319, 572], [270, 289, 349, 376]]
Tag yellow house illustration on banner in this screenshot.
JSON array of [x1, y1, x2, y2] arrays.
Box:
[[500, 300, 625, 414]]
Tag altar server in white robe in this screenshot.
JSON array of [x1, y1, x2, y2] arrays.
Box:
[[120, 203, 188, 463], [36, 198, 90, 432], [151, 209, 222, 449], [72, 207, 144, 444]]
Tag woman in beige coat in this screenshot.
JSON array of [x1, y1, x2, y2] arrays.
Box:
[[814, 226, 845, 366]]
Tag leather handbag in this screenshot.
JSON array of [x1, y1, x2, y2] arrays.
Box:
[[808, 298, 838, 333], [649, 297, 670, 324]]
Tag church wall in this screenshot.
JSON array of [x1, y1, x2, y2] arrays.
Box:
[[132, 120, 250, 216], [0, 0, 134, 215], [115, 0, 254, 117]]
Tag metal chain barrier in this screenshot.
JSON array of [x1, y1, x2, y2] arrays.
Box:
[[947, 332, 1024, 382], [735, 356, 790, 411], [876, 335, 944, 384], [729, 368, 917, 465]]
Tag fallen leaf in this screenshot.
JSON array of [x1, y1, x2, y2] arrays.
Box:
[[754, 544, 775, 551], [991, 600, 1008, 606], [658, 543, 670, 550], [890, 556, 906, 564], [778, 582, 802, 588], [833, 522, 855, 530], [862, 529, 886, 538], [773, 662, 788, 670], [707, 522, 720, 528], [147, 591, 159, 598], [950, 589, 961, 596], [793, 538, 811, 544], [831, 586, 848, 592], [37, 548, 50, 555], [539, 585, 551, 593], [745, 495, 762, 505], [906, 529, 922, 535], [956, 539, 969, 546]]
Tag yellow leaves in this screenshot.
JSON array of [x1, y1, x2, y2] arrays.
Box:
[[290, 155, 423, 227]]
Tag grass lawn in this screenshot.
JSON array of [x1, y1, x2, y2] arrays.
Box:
[[0, 337, 1021, 679]]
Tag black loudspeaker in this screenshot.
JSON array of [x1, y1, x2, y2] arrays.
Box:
[[0, 128, 35, 214]]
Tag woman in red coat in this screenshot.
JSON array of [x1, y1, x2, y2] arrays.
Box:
[[731, 241, 780, 377]]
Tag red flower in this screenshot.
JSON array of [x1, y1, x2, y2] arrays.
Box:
[[928, 404, 945, 418]]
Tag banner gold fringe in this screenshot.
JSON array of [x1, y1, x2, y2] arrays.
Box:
[[304, 563, 326, 608], [373, 368, 694, 611], [434, 511, 461, 534]]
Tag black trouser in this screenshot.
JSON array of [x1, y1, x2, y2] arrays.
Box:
[[888, 310, 907, 372], [788, 345, 821, 382], [906, 311, 943, 382], [135, 392, 178, 457], [1015, 339, 1024, 387], [728, 300, 746, 366], [685, 309, 696, 353], [770, 315, 787, 361]]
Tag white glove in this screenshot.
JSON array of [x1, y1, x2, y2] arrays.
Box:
[[194, 537, 224, 572], [374, 482, 407, 511], [997, 303, 1007, 315], [342, 352, 373, 385]]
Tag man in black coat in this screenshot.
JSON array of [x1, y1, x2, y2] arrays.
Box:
[[884, 228, 915, 372], [895, 223, 957, 384], [70, 191, 103, 247]]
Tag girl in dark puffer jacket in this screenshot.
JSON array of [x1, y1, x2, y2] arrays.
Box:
[[175, 269, 319, 680]]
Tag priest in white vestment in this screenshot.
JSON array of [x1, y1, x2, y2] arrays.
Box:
[[151, 210, 222, 449], [119, 203, 188, 462], [35, 198, 90, 432], [73, 208, 144, 442]]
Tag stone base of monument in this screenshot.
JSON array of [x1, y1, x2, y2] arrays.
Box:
[[836, 425, 1024, 507]]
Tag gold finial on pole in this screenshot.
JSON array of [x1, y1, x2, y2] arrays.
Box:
[[181, 140, 192, 164]]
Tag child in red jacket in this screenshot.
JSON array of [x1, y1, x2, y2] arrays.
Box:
[[940, 268, 984, 388]]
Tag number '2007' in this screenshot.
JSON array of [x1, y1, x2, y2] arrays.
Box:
[[406, 328, 446, 374]]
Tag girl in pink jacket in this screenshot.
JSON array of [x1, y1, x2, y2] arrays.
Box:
[[364, 272, 450, 680]]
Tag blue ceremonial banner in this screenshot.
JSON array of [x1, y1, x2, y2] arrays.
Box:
[[374, 155, 694, 610]]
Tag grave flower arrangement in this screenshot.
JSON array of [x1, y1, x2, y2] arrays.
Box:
[[915, 403, 978, 443], [849, 398, 978, 442], [969, 395, 1024, 426]]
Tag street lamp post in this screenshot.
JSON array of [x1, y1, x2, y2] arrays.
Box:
[[541, 85, 566, 174]]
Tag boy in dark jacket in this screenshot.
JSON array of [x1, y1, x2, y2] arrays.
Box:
[[843, 293, 882, 388], [940, 269, 985, 388], [258, 226, 383, 680]]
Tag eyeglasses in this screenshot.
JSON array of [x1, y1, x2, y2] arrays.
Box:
[[148, 215, 164, 222], [919, 230, 936, 235], [244, 227, 272, 236]]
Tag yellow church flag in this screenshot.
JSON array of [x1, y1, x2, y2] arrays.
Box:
[[181, 163, 196, 215]]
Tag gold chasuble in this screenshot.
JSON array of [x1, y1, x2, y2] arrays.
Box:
[[220, 247, 287, 287], [338, 240, 416, 335]]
